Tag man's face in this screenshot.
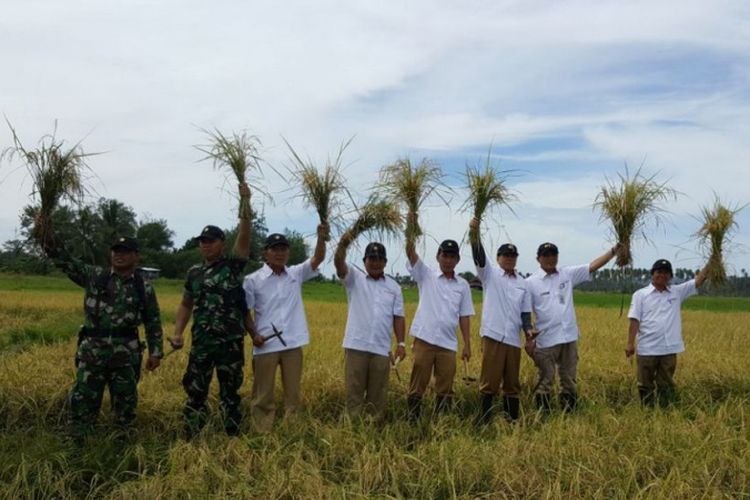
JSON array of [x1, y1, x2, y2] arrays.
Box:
[[364, 256, 386, 276], [111, 249, 139, 272], [198, 238, 225, 261], [651, 269, 672, 288], [497, 254, 518, 273], [537, 253, 558, 273], [437, 251, 459, 273], [264, 245, 290, 268]]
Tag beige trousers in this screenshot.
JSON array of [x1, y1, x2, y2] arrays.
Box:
[[344, 348, 390, 419], [250, 347, 303, 433], [479, 336, 522, 397], [408, 338, 456, 398], [532, 341, 578, 395]]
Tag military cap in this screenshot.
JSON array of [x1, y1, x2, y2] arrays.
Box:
[[650, 259, 673, 275], [497, 243, 519, 256], [364, 242, 387, 260], [195, 225, 225, 241], [111, 236, 139, 252], [438, 239, 460, 255], [537, 242, 559, 256], [264, 233, 290, 249]]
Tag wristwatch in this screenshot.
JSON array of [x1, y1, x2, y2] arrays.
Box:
[[397, 341, 406, 347]]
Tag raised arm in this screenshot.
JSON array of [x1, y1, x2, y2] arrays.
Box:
[[589, 242, 622, 273], [468, 217, 486, 268], [310, 222, 330, 271], [695, 263, 708, 288], [232, 182, 252, 259], [405, 211, 419, 266], [334, 230, 353, 280]]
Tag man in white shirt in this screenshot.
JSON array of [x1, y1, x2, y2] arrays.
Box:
[[243, 225, 328, 432], [526, 241, 619, 412], [626, 259, 707, 406], [334, 236, 406, 419], [406, 236, 474, 421], [469, 217, 533, 424]]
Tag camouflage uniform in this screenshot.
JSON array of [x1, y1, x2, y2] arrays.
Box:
[[182, 256, 247, 434], [46, 244, 163, 436]]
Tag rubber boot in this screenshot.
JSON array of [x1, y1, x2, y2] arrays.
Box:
[[535, 393, 551, 413], [503, 396, 520, 422], [560, 392, 577, 413], [477, 393, 495, 426], [435, 395, 452, 415], [407, 395, 422, 423], [638, 387, 655, 407]]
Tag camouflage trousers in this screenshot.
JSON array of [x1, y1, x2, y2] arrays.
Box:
[[182, 338, 244, 434], [69, 337, 143, 436]]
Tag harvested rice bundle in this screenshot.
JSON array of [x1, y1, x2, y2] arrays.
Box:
[[378, 158, 447, 241], [196, 128, 262, 219], [461, 153, 516, 241], [343, 196, 403, 243], [285, 138, 350, 238], [594, 167, 676, 267], [695, 197, 745, 286], [2, 121, 93, 247]]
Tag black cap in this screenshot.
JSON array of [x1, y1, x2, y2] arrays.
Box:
[[651, 259, 673, 275], [264, 233, 290, 249], [364, 242, 387, 260], [195, 225, 225, 241], [438, 239, 460, 255], [497, 243, 519, 256], [111, 236, 139, 252], [537, 242, 559, 256]]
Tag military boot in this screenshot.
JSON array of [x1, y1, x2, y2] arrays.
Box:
[[560, 392, 577, 413], [503, 396, 520, 422]]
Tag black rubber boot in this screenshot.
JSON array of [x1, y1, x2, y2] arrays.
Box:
[[435, 395, 452, 415], [560, 392, 577, 413], [638, 387, 655, 407], [477, 393, 495, 425], [535, 393, 551, 413], [407, 395, 422, 423], [503, 396, 520, 422]]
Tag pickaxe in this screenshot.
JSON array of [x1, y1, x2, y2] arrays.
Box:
[[462, 358, 477, 385], [263, 323, 287, 347]]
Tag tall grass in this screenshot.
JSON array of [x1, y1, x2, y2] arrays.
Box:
[[1, 286, 749, 497]]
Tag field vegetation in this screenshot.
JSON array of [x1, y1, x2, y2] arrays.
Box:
[[1, 273, 749, 497]]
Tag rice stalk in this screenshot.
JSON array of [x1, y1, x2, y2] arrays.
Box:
[[195, 128, 262, 219], [694, 196, 745, 286], [377, 158, 447, 241], [593, 166, 677, 267], [284, 137, 351, 234], [2, 120, 94, 248], [344, 196, 403, 242], [460, 149, 516, 241]]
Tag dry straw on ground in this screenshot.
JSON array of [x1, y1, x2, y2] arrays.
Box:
[[196, 128, 262, 219], [695, 196, 745, 286], [2, 121, 94, 247], [594, 166, 677, 267], [377, 158, 448, 241]]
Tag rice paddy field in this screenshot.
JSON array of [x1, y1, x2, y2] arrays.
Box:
[[1, 272, 749, 498]]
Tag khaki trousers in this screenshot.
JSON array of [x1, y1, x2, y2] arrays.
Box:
[[533, 341, 578, 395], [479, 336, 521, 397], [408, 338, 456, 398], [344, 348, 390, 418], [250, 347, 303, 433], [637, 354, 677, 392]]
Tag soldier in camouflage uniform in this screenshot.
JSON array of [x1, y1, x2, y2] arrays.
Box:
[[171, 182, 251, 437], [40, 233, 164, 439]]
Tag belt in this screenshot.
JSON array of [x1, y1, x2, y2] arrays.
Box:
[[82, 326, 139, 339]]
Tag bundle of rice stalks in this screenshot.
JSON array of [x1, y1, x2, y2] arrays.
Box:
[[344, 196, 403, 242], [284, 138, 350, 235], [594, 167, 677, 267], [196, 128, 262, 219], [377, 158, 447, 240], [2, 121, 93, 247], [695, 197, 745, 286], [461, 152, 516, 240]]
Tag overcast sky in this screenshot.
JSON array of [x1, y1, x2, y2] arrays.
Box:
[[1, 0, 749, 277]]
